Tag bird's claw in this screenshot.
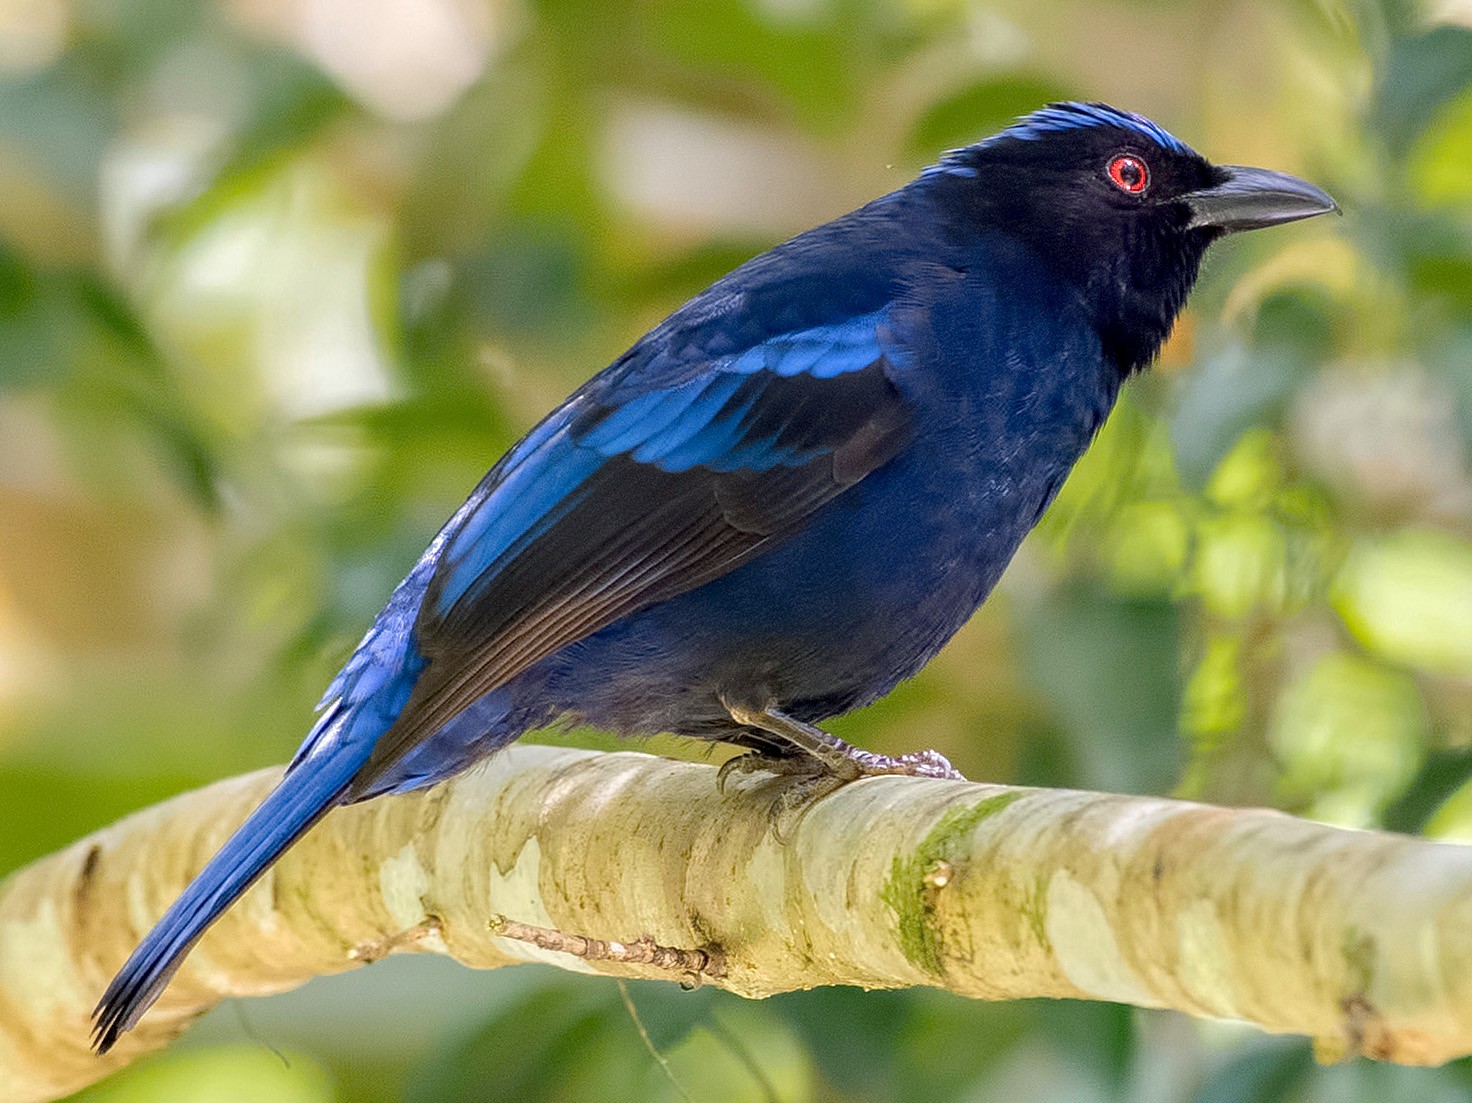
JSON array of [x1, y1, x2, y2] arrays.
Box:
[[719, 703, 964, 836], [717, 744, 966, 839], [716, 749, 821, 794], [715, 751, 842, 837], [716, 752, 753, 794]]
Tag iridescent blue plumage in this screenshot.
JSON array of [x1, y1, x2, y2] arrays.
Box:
[[94, 102, 1338, 1051], [992, 101, 1191, 153]]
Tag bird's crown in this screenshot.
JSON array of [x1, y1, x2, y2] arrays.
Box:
[[929, 101, 1194, 178], [991, 102, 1190, 153]]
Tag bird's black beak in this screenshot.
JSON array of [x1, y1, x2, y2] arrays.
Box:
[[1179, 165, 1339, 233]]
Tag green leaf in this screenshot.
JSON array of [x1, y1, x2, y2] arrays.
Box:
[[408, 977, 808, 1103], [404, 980, 629, 1103], [1033, 1000, 1136, 1096], [1269, 652, 1425, 825], [1171, 291, 1331, 491], [771, 988, 913, 1100], [0, 763, 205, 878], [69, 1043, 335, 1103], [906, 75, 1075, 161], [0, 239, 69, 387], [1189, 1037, 1312, 1103], [637, 0, 869, 133], [1382, 748, 1472, 835], [0, 55, 118, 197], [1016, 583, 1182, 795], [1373, 25, 1472, 159], [1334, 529, 1472, 676], [150, 43, 355, 248], [0, 240, 225, 507]]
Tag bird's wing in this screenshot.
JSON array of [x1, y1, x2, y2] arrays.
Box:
[[358, 312, 909, 781]]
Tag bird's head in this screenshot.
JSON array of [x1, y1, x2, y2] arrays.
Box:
[[927, 102, 1338, 372]]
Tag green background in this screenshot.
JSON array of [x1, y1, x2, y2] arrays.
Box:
[[2, 0, 1471, 1098]]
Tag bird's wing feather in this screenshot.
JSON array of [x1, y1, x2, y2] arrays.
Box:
[[354, 317, 909, 784]]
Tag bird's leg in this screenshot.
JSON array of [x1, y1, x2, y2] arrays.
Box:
[[718, 701, 966, 789]]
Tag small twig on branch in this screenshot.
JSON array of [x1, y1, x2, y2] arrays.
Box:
[[489, 914, 726, 982], [348, 916, 444, 964]]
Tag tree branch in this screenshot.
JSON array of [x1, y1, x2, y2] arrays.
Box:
[[4, 744, 1472, 1101]]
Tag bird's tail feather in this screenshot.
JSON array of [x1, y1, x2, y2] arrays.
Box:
[[91, 708, 371, 1053]]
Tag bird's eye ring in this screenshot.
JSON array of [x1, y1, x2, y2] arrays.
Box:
[[1107, 154, 1149, 194]]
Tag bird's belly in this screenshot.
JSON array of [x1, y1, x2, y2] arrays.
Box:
[[527, 439, 1058, 738]]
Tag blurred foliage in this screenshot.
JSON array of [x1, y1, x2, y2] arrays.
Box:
[[2, 0, 1471, 1099]]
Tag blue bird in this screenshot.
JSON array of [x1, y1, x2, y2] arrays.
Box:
[[93, 102, 1336, 1050]]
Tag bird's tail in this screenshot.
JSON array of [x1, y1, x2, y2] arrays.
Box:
[[91, 706, 372, 1053]]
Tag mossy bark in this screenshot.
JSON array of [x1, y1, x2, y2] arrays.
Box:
[[4, 744, 1472, 1102]]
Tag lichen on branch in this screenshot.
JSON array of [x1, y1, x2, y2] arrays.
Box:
[[3, 744, 1472, 1103]]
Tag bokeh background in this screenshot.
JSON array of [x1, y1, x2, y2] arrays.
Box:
[[2, 0, 1471, 1098]]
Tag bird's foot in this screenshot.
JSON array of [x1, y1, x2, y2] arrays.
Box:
[[716, 747, 838, 792], [716, 751, 854, 839], [716, 744, 962, 792], [718, 701, 967, 837], [723, 698, 965, 783], [836, 746, 965, 781]]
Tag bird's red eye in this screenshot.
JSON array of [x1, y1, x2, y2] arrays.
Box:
[[1107, 154, 1149, 194]]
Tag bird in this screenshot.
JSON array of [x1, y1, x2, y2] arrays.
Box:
[[92, 101, 1337, 1051]]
